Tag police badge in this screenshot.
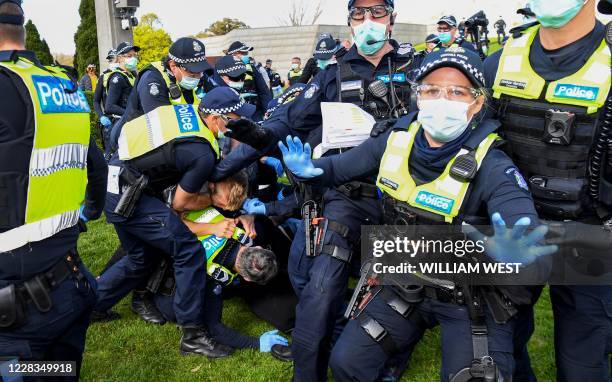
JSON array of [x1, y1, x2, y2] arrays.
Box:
[[149, 83, 160, 96]]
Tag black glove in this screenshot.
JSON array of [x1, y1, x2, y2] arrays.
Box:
[[370, 118, 397, 137], [225, 118, 274, 152]]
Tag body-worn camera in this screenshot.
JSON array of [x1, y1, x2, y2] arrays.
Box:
[[543, 109, 576, 145]]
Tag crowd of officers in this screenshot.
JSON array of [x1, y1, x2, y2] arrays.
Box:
[[0, 0, 611, 381]]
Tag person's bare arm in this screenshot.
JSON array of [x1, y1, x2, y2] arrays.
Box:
[[182, 217, 236, 239], [172, 185, 212, 212]]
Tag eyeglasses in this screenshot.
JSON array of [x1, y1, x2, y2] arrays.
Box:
[[414, 84, 481, 102], [349, 5, 393, 21]]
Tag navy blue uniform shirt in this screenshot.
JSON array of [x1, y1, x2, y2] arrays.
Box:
[[104, 70, 134, 116], [0, 50, 107, 280], [93, 69, 111, 119], [212, 41, 412, 181]]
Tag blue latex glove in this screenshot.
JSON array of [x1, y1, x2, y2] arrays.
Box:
[[465, 212, 558, 265], [243, 198, 266, 215], [100, 116, 112, 127], [278, 136, 323, 179], [259, 330, 289, 352], [262, 156, 285, 178], [79, 205, 89, 223]]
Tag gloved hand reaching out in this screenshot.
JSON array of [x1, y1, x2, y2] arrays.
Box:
[[259, 330, 289, 352], [278, 136, 323, 179]]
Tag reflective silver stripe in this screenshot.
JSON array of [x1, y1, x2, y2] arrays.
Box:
[[0, 209, 79, 252], [30, 143, 88, 177]]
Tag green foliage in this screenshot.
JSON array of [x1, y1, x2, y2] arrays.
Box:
[[133, 13, 172, 70], [24, 20, 53, 65], [205, 18, 249, 36], [78, 219, 557, 381], [74, 0, 99, 77]]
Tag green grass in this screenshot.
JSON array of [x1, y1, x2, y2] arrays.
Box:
[[78, 218, 556, 381]]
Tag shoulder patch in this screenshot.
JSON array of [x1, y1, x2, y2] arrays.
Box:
[[149, 82, 160, 96], [304, 83, 319, 99], [505, 167, 529, 192], [397, 43, 414, 56], [112, 76, 119, 84]]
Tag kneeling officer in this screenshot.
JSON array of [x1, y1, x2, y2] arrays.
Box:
[[279, 48, 557, 381], [95, 87, 257, 358]]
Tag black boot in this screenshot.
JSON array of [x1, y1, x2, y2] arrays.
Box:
[[131, 290, 166, 325], [271, 344, 293, 362], [180, 326, 234, 358]]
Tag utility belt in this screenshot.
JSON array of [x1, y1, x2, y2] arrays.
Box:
[[0, 252, 86, 329]]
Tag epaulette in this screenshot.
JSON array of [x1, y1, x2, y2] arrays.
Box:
[[509, 22, 539, 38]]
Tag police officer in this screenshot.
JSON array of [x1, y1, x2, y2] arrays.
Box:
[[0, 0, 107, 376], [279, 47, 556, 382], [287, 57, 303, 86], [211, 1, 416, 380], [436, 15, 477, 52], [95, 87, 257, 358], [93, 48, 117, 152], [300, 36, 339, 85], [213, 55, 248, 93], [494, 17, 507, 45], [226, 41, 272, 121], [104, 42, 139, 122], [484, 1, 612, 380]]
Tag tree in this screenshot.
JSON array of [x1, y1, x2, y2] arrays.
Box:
[[278, 0, 323, 26], [24, 20, 53, 65], [133, 13, 172, 70], [73, 0, 99, 76], [200, 18, 249, 37]]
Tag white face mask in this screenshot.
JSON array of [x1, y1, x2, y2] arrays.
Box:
[[290, 63, 300, 70], [417, 98, 474, 142], [228, 80, 244, 90]]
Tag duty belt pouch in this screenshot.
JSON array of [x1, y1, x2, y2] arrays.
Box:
[[23, 276, 52, 313], [146, 257, 170, 294], [0, 284, 26, 328]]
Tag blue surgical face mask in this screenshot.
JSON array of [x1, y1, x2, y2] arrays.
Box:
[[352, 19, 388, 56], [228, 80, 244, 91], [317, 58, 336, 70], [241, 55, 250, 65], [530, 0, 586, 28], [417, 98, 474, 143], [180, 75, 200, 90], [124, 57, 138, 71], [438, 31, 453, 44]]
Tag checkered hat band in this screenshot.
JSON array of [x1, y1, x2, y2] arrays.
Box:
[[227, 47, 248, 55], [418, 57, 485, 84], [314, 48, 335, 55], [169, 53, 207, 65], [201, 99, 246, 114], [279, 85, 306, 104], [217, 64, 246, 74]]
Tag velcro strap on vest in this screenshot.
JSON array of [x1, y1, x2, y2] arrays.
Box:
[[320, 245, 352, 263], [358, 313, 398, 357]]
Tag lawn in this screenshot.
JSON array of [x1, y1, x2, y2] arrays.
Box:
[[77, 217, 556, 382]]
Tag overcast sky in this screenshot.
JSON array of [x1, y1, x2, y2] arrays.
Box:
[[20, 0, 610, 55]]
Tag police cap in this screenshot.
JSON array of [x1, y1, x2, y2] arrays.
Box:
[[425, 34, 439, 44], [115, 41, 141, 55], [437, 15, 458, 28], [169, 37, 212, 74], [0, 0, 24, 25], [199, 87, 255, 118], [348, 0, 393, 10], [106, 49, 117, 61], [226, 41, 254, 55], [415, 46, 485, 88], [598, 0, 612, 14], [215, 55, 247, 78], [313, 36, 337, 60]]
